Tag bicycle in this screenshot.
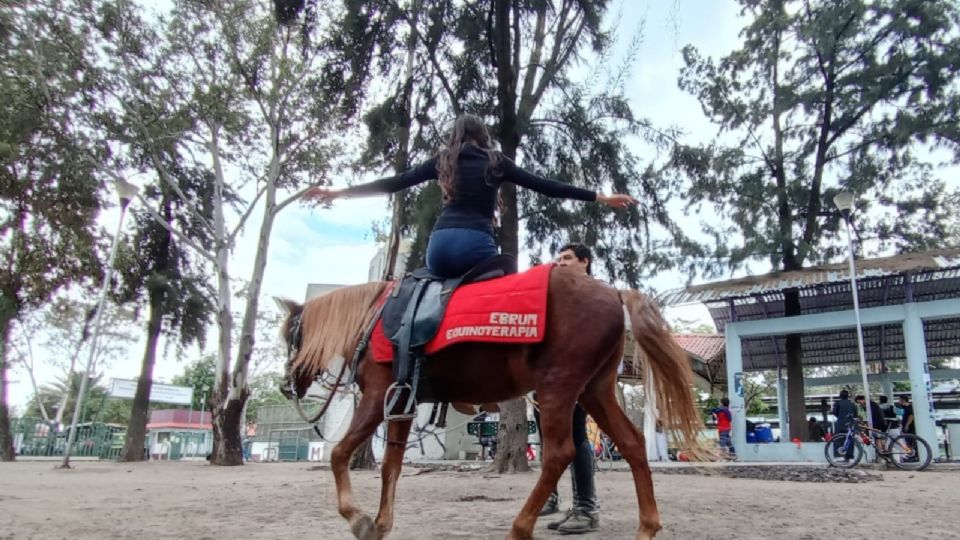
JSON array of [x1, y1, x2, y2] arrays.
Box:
[[824, 415, 932, 471]]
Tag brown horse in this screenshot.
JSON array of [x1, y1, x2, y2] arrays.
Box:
[[278, 266, 704, 540]]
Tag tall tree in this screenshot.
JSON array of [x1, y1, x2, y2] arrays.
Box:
[[676, 0, 960, 439], [484, 0, 673, 473], [127, 0, 354, 465], [0, 2, 110, 460], [7, 316, 52, 423], [88, 0, 217, 463]]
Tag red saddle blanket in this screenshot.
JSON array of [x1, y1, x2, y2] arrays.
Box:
[[371, 264, 552, 363]]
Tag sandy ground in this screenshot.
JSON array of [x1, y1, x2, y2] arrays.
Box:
[[1, 460, 958, 540]]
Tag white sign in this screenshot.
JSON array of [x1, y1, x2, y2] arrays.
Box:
[[110, 379, 194, 406]]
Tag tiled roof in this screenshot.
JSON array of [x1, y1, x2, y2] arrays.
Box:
[[620, 333, 726, 382], [672, 333, 726, 363], [622, 332, 725, 363]]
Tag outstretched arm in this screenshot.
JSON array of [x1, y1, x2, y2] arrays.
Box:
[[302, 157, 438, 204], [501, 158, 637, 209]]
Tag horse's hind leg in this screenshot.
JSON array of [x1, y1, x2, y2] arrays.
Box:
[[374, 418, 412, 537], [331, 392, 385, 540], [508, 391, 577, 540], [579, 380, 661, 540]]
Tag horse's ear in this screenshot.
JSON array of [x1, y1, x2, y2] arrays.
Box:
[[273, 296, 300, 315]]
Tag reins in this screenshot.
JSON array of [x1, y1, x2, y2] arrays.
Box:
[[289, 285, 392, 433]]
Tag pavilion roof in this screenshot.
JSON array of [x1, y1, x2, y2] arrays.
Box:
[[659, 249, 960, 371]]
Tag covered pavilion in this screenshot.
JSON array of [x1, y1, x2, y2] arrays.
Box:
[[660, 249, 960, 461]]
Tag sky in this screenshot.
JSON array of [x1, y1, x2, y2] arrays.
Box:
[[8, 1, 752, 411]]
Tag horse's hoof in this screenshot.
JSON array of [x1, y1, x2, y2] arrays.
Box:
[[351, 515, 379, 540], [505, 527, 532, 540], [636, 525, 660, 540]]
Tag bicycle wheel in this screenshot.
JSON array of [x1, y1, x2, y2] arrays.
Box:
[[824, 434, 863, 468], [887, 434, 932, 471]]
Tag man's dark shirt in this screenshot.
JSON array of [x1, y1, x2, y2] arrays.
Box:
[[864, 400, 887, 431], [901, 403, 915, 434], [832, 398, 858, 432]]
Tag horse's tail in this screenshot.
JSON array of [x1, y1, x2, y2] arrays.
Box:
[[619, 289, 707, 455]]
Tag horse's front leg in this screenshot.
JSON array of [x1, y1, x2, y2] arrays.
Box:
[[374, 418, 413, 537], [507, 392, 576, 540], [331, 391, 386, 540]]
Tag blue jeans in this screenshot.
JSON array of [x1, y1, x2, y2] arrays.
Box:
[[426, 228, 498, 278], [719, 431, 734, 455]]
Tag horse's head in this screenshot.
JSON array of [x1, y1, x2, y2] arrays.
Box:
[[274, 282, 390, 401], [274, 297, 313, 400]]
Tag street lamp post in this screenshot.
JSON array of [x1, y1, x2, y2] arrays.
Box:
[[833, 191, 874, 437], [60, 180, 139, 468]]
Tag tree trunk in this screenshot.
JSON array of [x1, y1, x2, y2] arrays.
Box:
[[784, 288, 808, 441], [215, 123, 285, 466], [382, 0, 420, 280], [119, 287, 164, 462], [364, 17, 418, 470], [207, 124, 242, 466], [210, 391, 246, 466], [490, 400, 529, 473], [0, 317, 15, 461], [490, 169, 527, 472], [350, 436, 377, 469], [487, 0, 529, 474]]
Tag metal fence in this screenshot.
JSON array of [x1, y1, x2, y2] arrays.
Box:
[[12, 418, 125, 459], [153, 430, 212, 460], [254, 404, 323, 461]]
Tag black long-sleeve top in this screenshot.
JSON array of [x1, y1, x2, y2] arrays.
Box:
[[342, 144, 597, 236]]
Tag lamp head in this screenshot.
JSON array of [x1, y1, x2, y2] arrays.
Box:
[[833, 191, 854, 216], [114, 179, 140, 208], [833, 191, 853, 212]]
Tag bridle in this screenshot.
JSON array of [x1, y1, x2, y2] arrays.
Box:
[[284, 297, 388, 430]]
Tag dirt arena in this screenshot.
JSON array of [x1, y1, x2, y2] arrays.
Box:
[[1, 460, 957, 539]]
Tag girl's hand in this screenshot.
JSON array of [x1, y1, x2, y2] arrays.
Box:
[[302, 186, 341, 206], [597, 193, 638, 209]]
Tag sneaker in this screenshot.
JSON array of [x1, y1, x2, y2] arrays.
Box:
[[556, 509, 599, 535], [546, 509, 575, 530]]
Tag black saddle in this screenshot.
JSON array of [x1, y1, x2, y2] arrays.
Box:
[[381, 254, 517, 420]]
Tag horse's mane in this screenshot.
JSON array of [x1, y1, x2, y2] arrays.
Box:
[[290, 281, 390, 376]]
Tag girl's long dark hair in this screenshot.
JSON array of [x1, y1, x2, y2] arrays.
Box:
[[436, 114, 502, 203]]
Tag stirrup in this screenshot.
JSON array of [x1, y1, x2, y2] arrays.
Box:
[[384, 382, 418, 421]]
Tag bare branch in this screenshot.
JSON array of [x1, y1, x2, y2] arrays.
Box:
[[387, 0, 462, 115], [132, 192, 218, 264], [227, 185, 268, 244], [274, 185, 316, 215], [517, 4, 548, 116], [527, 6, 585, 119]]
